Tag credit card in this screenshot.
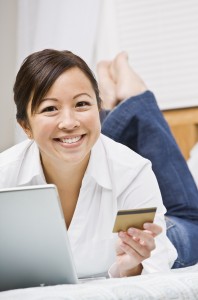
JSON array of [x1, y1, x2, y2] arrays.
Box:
[[112, 207, 157, 233]]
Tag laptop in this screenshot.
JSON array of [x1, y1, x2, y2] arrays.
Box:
[[0, 184, 79, 291]]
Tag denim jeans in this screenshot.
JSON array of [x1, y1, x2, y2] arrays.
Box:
[[101, 91, 198, 268], [166, 216, 198, 268]]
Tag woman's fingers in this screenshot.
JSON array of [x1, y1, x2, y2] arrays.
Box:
[[143, 223, 163, 237], [115, 223, 162, 276], [118, 229, 155, 258]]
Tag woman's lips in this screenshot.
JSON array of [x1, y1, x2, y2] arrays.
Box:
[[59, 135, 82, 144], [53, 134, 85, 146]]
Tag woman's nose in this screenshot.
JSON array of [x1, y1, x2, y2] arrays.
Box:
[[58, 110, 80, 130]]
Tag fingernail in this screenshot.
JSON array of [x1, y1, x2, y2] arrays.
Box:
[[140, 240, 145, 245], [128, 228, 136, 235], [143, 223, 150, 229], [119, 231, 125, 238]]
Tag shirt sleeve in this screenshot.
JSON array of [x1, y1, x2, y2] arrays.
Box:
[[117, 161, 178, 273]]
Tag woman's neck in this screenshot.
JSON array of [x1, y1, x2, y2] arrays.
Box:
[[40, 153, 90, 228], [41, 153, 90, 189]]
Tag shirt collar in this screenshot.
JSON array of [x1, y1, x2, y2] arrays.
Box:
[[18, 140, 46, 186], [18, 135, 112, 190], [84, 134, 112, 190]]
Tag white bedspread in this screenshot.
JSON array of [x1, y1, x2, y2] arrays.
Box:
[[0, 264, 198, 300]]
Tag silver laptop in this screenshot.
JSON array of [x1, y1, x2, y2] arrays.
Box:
[[0, 184, 79, 291]]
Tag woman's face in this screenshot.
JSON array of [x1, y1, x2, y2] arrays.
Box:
[[22, 67, 101, 167]]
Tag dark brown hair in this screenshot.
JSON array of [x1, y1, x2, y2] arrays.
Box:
[[13, 49, 102, 123]]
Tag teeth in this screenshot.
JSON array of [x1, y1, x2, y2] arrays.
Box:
[[60, 136, 81, 144]]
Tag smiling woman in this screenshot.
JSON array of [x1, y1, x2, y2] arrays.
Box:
[[0, 49, 177, 281], [23, 68, 101, 171]]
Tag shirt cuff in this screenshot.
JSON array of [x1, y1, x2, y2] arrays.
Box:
[[108, 262, 121, 278], [109, 262, 145, 278]]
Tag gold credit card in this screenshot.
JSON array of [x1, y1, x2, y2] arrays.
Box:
[[112, 207, 157, 233]]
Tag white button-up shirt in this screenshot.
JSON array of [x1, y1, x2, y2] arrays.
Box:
[[0, 134, 177, 278]]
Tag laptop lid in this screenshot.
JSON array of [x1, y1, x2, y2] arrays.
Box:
[[0, 184, 79, 291]]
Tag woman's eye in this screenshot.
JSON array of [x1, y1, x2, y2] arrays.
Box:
[[76, 101, 90, 107], [42, 106, 57, 112]]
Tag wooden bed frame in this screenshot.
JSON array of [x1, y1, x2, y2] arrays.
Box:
[[162, 107, 198, 160]]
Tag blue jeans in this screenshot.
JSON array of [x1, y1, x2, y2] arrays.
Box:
[[166, 216, 198, 268], [101, 91, 198, 268]]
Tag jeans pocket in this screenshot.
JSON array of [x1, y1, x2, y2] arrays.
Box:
[[165, 216, 198, 268], [165, 216, 175, 230]]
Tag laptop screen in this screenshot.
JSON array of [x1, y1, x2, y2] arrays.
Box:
[[0, 184, 79, 291]]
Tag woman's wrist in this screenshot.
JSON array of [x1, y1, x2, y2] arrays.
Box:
[[108, 262, 143, 278], [119, 264, 143, 277]]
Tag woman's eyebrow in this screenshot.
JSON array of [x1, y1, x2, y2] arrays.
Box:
[[40, 93, 92, 103], [73, 93, 92, 99], [40, 98, 58, 103]]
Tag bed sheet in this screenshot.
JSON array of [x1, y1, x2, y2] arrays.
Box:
[[0, 264, 198, 300]]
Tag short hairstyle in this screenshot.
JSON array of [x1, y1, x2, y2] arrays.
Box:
[[13, 49, 102, 123]]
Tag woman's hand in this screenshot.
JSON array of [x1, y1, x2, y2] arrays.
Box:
[[115, 223, 162, 277]]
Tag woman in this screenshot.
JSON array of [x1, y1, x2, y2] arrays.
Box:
[[0, 49, 176, 279]]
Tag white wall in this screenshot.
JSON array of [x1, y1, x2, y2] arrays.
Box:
[[95, 0, 198, 110], [0, 0, 17, 151]]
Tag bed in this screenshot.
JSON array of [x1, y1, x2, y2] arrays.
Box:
[[0, 264, 198, 300]]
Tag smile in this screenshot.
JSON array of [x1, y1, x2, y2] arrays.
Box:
[[56, 135, 83, 144]]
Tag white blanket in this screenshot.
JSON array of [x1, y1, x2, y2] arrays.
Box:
[[1, 264, 198, 300]]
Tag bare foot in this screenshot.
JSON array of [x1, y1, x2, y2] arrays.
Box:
[[97, 60, 117, 109], [109, 52, 147, 102]]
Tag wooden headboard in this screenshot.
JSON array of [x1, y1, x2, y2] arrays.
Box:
[[162, 107, 198, 160]]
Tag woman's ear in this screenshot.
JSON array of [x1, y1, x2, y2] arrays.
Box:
[[18, 120, 33, 139]]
